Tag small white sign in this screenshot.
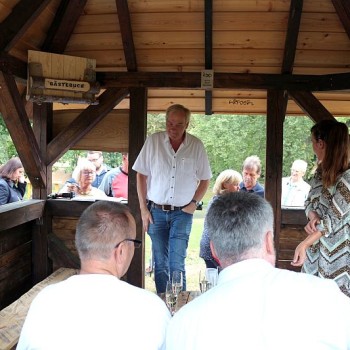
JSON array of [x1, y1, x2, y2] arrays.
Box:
[[201, 70, 214, 89]]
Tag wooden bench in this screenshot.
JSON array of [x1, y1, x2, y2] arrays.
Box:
[[0, 268, 78, 350]]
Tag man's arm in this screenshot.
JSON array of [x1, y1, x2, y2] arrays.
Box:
[[136, 172, 153, 232], [182, 179, 210, 214], [98, 168, 119, 196]]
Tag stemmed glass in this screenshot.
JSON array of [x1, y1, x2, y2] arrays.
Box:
[[165, 280, 177, 316], [172, 271, 183, 296], [199, 269, 211, 293]]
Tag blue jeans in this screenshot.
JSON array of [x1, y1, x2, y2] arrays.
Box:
[[148, 207, 193, 293]]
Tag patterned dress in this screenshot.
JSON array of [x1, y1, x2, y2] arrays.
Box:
[[303, 167, 350, 297]]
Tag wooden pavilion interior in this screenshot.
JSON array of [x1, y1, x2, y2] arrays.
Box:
[[0, 0, 349, 321]]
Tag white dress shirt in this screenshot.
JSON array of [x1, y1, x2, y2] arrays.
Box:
[[133, 131, 212, 207], [166, 259, 350, 350], [17, 274, 170, 350], [281, 177, 311, 207]]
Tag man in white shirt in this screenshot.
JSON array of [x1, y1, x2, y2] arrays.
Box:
[[133, 104, 212, 293], [17, 201, 170, 350], [281, 159, 310, 207], [166, 192, 350, 350]]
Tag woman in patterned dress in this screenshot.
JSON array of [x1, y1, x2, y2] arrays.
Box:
[[292, 120, 350, 297]]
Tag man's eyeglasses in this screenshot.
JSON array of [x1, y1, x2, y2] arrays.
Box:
[[115, 238, 142, 249]]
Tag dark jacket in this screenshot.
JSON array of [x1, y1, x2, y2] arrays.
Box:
[[0, 178, 26, 205]]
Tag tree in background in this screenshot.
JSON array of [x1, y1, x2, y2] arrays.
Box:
[[0, 115, 17, 164]]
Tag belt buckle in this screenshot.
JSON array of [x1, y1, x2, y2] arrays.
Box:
[[161, 204, 174, 211]]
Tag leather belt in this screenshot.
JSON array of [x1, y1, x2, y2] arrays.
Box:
[[150, 201, 184, 211]]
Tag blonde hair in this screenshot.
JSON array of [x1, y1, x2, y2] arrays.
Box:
[[213, 169, 243, 195], [72, 158, 96, 183]]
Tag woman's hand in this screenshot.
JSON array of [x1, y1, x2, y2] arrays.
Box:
[[305, 211, 321, 235], [291, 242, 307, 267]]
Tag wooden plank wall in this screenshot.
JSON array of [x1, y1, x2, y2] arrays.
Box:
[[0, 223, 32, 309], [277, 209, 307, 272]]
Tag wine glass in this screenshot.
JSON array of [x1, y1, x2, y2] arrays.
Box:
[[199, 269, 211, 293], [165, 280, 177, 316], [172, 271, 183, 296]]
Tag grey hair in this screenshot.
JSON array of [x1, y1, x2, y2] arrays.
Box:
[[75, 201, 133, 261], [166, 104, 191, 123], [207, 191, 274, 266], [242, 155, 262, 175]]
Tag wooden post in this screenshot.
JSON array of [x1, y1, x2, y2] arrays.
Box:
[[32, 103, 53, 283], [265, 90, 287, 265], [127, 87, 147, 287]]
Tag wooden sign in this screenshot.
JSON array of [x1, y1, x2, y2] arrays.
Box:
[[27, 51, 100, 105]]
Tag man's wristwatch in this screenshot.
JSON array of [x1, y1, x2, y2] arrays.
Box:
[[190, 199, 199, 207]]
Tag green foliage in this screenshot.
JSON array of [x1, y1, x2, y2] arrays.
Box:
[[2, 111, 350, 187], [188, 114, 266, 181], [0, 115, 18, 164]]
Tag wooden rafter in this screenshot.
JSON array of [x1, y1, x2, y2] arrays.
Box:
[[97, 71, 350, 91], [0, 52, 27, 82], [288, 90, 335, 122], [0, 0, 51, 52], [46, 88, 129, 165], [332, 0, 350, 40], [282, 0, 303, 74], [42, 0, 88, 53], [115, 0, 137, 72], [0, 72, 46, 188], [204, 0, 213, 115]]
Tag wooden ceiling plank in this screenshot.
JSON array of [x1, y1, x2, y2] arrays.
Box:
[[97, 71, 350, 91], [282, 0, 303, 74], [288, 90, 335, 122], [46, 87, 129, 165], [42, 0, 88, 53], [0, 71, 46, 188], [115, 0, 137, 72], [0, 0, 51, 52], [331, 0, 350, 40]]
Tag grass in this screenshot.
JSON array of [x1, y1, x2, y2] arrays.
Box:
[[145, 190, 212, 292]]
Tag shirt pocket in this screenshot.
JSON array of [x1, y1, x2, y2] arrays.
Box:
[[179, 157, 196, 176]]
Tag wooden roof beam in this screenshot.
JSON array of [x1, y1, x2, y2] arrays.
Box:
[[332, 0, 350, 40], [288, 90, 335, 122], [0, 52, 27, 82], [115, 0, 137, 72], [204, 0, 213, 115], [0, 72, 46, 188], [42, 0, 88, 53], [282, 0, 303, 74], [0, 0, 51, 52], [46, 88, 129, 165], [97, 71, 350, 91]]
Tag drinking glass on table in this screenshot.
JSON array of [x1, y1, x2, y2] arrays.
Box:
[[165, 280, 177, 316], [172, 271, 183, 296]]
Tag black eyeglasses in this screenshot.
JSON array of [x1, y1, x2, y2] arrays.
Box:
[[115, 238, 142, 249]]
